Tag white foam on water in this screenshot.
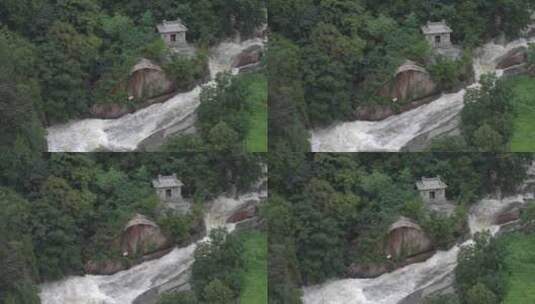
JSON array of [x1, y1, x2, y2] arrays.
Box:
[[46, 38, 264, 152], [311, 37, 535, 152]]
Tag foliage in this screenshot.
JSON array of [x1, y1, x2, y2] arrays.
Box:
[[527, 44, 535, 74], [456, 232, 507, 303], [466, 282, 499, 304], [420, 210, 465, 249], [429, 54, 471, 91], [157, 291, 198, 304], [165, 72, 261, 151], [191, 229, 244, 302], [520, 201, 535, 232], [268, 35, 310, 152], [461, 74, 515, 151], [163, 51, 209, 91]]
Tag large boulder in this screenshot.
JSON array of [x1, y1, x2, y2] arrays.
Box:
[[379, 60, 438, 103], [227, 200, 258, 223], [121, 214, 170, 257], [84, 214, 172, 275], [128, 59, 176, 100], [232, 45, 263, 69], [496, 46, 527, 69], [494, 203, 522, 225], [89, 59, 177, 119], [385, 216, 433, 259]]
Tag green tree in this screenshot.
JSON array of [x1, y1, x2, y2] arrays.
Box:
[[472, 124, 503, 152], [461, 74, 515, 151], [466, 282, 499, 304], [207, 121, 240, 151], [203, 279, 235, 304]]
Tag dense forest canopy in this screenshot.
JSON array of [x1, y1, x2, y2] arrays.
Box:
[[0, 152, 264, 303], [268, 153, 533, 303], [268, 0, 535, 152]]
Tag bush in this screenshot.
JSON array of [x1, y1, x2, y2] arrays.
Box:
[[157, 291, 198, 304], [164, 51, 208, 91], [455, 232, 507, 303], [421, 212, 458, 249], [466, 282, 499, 304]]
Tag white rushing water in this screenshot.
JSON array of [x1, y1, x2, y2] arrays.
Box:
[[46, 38, 264, 152], [310, 37, 535, 152], [302, 171, 535, 304], [39, 186, 267, 304]]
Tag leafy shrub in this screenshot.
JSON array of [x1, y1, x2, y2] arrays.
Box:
[[164, 51, 208, 91], [455, 232, 507, 303]]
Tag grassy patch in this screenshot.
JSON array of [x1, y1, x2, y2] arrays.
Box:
[[241, 72, 267, 152], [503, 233, 535, 303], [508, 76, 535, 151], [239, 231, 267, 304]]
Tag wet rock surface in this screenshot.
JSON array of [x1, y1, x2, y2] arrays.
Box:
[[496, 46, 527, 69]]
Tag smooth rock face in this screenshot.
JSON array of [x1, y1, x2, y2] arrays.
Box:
[[380, 61, 438, 103], [496, 46, 527, 69], [232, 45, 263, 68], [90, 59, 176, 119], [121, 215, 169, 257], [385, 217, 433, 259], [128, 64, 176, 101], [84, 214, 170, 275]]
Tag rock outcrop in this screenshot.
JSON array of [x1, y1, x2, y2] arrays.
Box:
[[496, 46, 527, 69], [385, 216, 433, 259], [232, 45, 263, 69], [226, 200, 258, 223], [354, 61, 440, 121], [84, 259, 126, 275], [379, 60, 438, 103], [121, 214, 170, 256], [347, 262, 390, 278], [494, 203, 522, 225], [90, 59, 177, 119], [128, 59, 176, 100], [84, 214, 172, 275]]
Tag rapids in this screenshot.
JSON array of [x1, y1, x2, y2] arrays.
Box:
[[310, 36, 535, 152], [302, 168, 535, 304], [38, 186, 267, 304], [46, 38, 264, 152]]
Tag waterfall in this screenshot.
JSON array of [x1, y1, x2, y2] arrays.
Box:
[[38, 186, 267, 304], [310, 36, 535, 152], [46, 38, 264, 152], [302, 167, 535, 304]]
